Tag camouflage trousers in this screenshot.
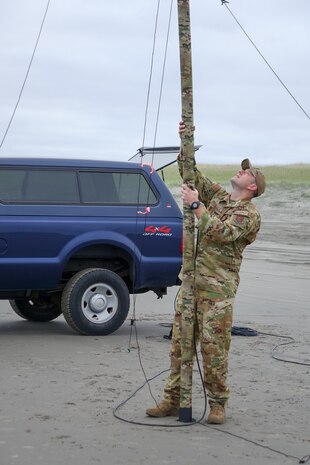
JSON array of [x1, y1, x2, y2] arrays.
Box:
[[163, 289, 233, 405]]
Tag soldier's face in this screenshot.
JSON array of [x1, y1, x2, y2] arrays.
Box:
[[231, 169, 256, 190]]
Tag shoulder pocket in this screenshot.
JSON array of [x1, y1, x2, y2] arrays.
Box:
[[232, 211, 250, 225]]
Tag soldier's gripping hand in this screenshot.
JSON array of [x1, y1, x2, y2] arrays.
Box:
[[182, 183, 199, 206], [178, 120, 195, 138]]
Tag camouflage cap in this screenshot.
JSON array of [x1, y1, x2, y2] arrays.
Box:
[[241, 158, 266, 197]]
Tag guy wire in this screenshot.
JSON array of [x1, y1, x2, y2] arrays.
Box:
[[0, 0, 52, 149], [127, 0, 174, 407], [127, 0, 161, 355], [140, 0, 161, 152], [220, 0, 310, 121]]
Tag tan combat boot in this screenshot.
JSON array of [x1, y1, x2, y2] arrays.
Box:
[[207, 402, 225, 424], [146, 400, 179, 417]]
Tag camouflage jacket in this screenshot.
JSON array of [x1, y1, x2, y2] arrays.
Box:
[[179, 161, 261, 299]]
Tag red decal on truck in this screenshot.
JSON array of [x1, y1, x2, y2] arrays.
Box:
[[143, 225, 172, 237]]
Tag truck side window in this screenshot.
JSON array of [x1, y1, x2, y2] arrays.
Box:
[[0, 170, 25, 201], [79, 171, 157, 205], [23, 170, 79, 203], [79, 171, 119, 203], [0, 169, 79, 203], [113, 172, 157, 204]]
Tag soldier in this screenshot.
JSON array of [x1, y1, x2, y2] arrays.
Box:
[[146, 122, 266, 424]]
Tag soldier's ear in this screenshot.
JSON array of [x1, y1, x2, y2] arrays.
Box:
[[247, 183, 258, 195]]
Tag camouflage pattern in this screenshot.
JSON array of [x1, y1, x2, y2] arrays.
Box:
[[163, 289, 233, 404], [162, 161, 261, 405], [163, 288, 194, 407], [177, 0, 196, 411], [183, 163, 261, 298]]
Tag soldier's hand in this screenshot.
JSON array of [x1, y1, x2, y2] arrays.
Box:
[[181, 183, 199, 205], [179, 120, 195, 138], [179, 121, 186, 137]]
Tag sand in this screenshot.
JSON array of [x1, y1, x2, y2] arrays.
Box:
[[0, 185, 309, 465]]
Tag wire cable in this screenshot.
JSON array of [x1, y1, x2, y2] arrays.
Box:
[[200, 421, 307, 464], [164, 324, 310, 366], [258, 331, 310, 367], [115, 287, 207, 427], [113, 368, 201, 428], [133, 321, 159, 406], [220, 1, 310, 122], [127, 0, 175, 409], [113, 360, 207, 428], [140, 0, 161, 152], [114, 324, 309, 462], [151, 0, 174, 155], [0, 0, 52, 149], [128, 0, 161, 352]]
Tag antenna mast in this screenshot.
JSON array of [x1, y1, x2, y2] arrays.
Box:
[[177, 0, 196, 423]]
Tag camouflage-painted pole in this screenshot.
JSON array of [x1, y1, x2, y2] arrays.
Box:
[[177, 0, 196, 423]]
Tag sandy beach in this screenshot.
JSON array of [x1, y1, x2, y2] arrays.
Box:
[[0, 185, 309, 465]]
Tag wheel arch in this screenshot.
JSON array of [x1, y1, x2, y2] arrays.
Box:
[[59, 233, 139, 288]]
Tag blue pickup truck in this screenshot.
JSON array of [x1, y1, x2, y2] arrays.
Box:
[[0, 156, 183, 335]]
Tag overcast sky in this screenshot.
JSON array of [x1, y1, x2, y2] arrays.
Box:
[[0, 0, 309, 165]]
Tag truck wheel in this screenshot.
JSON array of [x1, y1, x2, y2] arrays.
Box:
[[61, 268, 130, 335], [9, 297, 62, 322]]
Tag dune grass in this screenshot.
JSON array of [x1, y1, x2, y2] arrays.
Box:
[[162, 163, 310, 187]]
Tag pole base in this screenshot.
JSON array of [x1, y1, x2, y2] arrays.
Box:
[[178, 407, 192, 423]]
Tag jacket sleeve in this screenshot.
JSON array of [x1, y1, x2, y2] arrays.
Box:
[[197, 209, 261, 244], [177, 159, 223, 204]]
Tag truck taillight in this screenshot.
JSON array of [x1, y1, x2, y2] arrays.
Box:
[[180, 236, 183, 255]]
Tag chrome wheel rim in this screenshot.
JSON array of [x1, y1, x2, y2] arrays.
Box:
[[81, 283, 118, 324]]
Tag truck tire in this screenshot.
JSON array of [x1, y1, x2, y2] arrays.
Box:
[[61, 268, 130, 335], [9, 297, 62, 322]]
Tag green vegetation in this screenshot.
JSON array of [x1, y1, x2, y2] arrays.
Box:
[[162, 163, 310, 187]]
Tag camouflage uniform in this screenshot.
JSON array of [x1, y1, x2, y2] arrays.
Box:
[[163, 162, 261, 406]]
